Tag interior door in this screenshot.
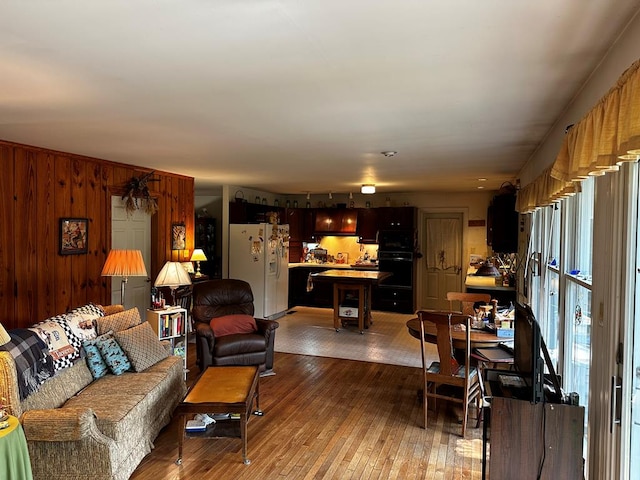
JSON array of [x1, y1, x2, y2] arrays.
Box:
[[421, 212, 463, 311], [111, 196, 151, 314]]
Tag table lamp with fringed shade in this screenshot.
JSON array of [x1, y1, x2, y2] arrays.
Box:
[[190, 249, 208, 277], [101, 250, 148, 306], [0, 322, 10, 346], [154, 261, 192, 306]]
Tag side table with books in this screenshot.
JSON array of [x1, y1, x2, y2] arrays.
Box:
[[146, 307, 188, 380]]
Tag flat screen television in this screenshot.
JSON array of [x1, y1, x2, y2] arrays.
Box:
[[514, 302, 545, 404]]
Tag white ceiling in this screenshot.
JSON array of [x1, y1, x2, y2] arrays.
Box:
[[1, 1, 639, 195]]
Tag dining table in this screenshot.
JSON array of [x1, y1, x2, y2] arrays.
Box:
[[405, 316, 505, 349]]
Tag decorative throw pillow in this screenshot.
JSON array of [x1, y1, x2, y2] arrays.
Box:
[[95, 307, 142, 336], [29, 314, 82, 372], [95, 332, 131, 375], [209, 314, 257, 337], [65, 303, 105, 343], [82, 339, 109, 379], [114, 322, 169, 372]]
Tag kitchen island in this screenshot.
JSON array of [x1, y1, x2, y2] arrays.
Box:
[[310, 269, 392, 333]]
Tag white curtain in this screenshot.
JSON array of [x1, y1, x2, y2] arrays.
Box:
[[425, 218, 461, 272]]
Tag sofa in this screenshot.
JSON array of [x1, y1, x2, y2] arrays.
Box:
[[192, 279, 279, 375], [0, 304, 187, 480]]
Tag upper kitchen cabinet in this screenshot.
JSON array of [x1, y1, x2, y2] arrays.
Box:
[[314, 208, 358, 235], [376, 207, 416, 230], [286, 208, 316, 242], [357, 208, 378, 243], [229, 201, 284, 224]]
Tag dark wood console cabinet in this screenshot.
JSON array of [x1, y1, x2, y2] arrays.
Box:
[[488, 396, 584, 480]]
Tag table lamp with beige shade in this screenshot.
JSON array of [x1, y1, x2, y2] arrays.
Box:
[[101, 250, 148, 306], [190, 249, 208, 278], [154, 261, 192, 306], [0, 322, 10, 347]]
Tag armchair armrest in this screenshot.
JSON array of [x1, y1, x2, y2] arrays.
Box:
[[21, 407, 114, 445], [255, 318, 280, 333]]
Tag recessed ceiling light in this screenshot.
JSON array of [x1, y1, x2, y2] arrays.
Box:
[[477, 186, 485, 189], [361, 184, 376, 194], [381, 151, 397, 157], [478, 178, 487, 181]]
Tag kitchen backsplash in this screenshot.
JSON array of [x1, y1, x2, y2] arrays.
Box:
[[304, 236, 378, 264]]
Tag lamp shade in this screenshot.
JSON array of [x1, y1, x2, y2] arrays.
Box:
[[155, 261, 192, 289], [190, 248, 208, 262], [361, 184, 376, 194], [101, 250, 148, 278], [0, 322, 10, 346]]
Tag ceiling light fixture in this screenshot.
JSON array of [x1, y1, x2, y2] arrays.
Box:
[[381, 151, 397, 157], [306, 192, 310, 200], [361, 184, 376, 194], [349, 192, 353, 199], [329, 192, 333, 199]]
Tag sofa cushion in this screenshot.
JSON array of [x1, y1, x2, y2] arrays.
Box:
[[82, 339, 109, 379], [209, 314, 257, 337], [96, 334, 131, 375], [95, 307, 142, 336], [114, 322, 169, 372]]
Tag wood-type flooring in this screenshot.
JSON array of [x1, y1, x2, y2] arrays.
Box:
[[130, 349, 484, 480]]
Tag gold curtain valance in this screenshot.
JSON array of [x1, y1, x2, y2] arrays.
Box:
[[517, 58, 640, 213]]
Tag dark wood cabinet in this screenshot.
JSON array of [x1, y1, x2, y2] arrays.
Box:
[[288, 266, 332, 308], [285, 208, 316, 262], [356, 208, 378, 243], [373, 286, 414, 313], [314, 208, 358, 235], [376, 207, 416, 230], [229, 201, 284, 224]]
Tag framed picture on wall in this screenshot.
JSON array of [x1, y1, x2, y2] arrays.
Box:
[[59, 218, 89, 255], [172, 223, 186, 250]]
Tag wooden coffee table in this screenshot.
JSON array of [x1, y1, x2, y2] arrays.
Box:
[[175, 366, 261, 465]]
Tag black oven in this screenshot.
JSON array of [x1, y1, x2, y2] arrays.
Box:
[[377, 230, 414, 252], [378, 251, 414, 288]]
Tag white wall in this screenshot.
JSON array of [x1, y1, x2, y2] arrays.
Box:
[[519, 13, 640, 186]]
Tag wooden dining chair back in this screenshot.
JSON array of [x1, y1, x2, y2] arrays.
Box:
[[446, 292, 491, 316], [417, 310, 482, 437]]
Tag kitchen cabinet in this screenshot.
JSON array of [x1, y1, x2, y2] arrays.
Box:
[[285, 208, 316, 262], [373, 286, 414, 313], [288, 266, 333, 308], [229, 201, 284, 224], [376, 207, 416, 230], [314, 209, 358, 235], [356, 208, 378, 243]]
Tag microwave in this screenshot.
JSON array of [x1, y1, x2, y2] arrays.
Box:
[[377, 230, 415, 252]]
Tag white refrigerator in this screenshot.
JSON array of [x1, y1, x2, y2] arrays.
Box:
[[229, 223, 290, 320]]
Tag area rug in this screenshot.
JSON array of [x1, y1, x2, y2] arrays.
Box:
[[274, 306, 438, 368]]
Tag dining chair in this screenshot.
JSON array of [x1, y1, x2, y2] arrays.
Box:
[[417, 310, 482, 437], [446, 292, 491, 316]]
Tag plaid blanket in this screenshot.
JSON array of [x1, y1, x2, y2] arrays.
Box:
[[0, 328, 55, 400]]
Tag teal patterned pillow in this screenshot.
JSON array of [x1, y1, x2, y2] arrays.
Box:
[[96, 333, 131, 375], [83, 339, 109, 379]]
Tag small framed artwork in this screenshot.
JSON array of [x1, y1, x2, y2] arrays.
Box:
[[172, 223, 186, 250], [60, 218, 89, 255]]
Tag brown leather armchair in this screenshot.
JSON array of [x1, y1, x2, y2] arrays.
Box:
[[192, 279, 279, 375]]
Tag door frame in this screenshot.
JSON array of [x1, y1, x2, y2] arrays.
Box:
[[416, 207, 468, 311]]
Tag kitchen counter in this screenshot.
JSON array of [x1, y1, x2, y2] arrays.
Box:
[[289, 262, 378, 270]]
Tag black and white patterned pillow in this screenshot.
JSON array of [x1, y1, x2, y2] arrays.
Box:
[[29, 314, 82, 372]]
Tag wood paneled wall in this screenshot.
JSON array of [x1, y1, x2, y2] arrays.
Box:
[[0, 140, 195, 329]]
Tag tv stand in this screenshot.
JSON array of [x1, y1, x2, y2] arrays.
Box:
[[485, 393, 584, 480]]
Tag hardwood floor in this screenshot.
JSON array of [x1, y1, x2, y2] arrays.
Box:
[[130, 350, 484, 480]]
